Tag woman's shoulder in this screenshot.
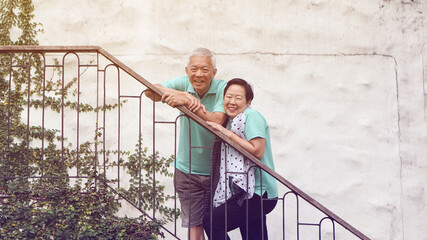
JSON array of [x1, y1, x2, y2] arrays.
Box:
[[244, 107, 266, 123], [244, 107, 261, 116]]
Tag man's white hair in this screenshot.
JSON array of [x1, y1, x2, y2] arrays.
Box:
[[187, 48, 216, 69]]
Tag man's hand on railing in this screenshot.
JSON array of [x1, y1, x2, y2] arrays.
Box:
[[160, 91, 187, 107], [162, 91, 206, 113], [145, 84, 206, 113], [184, 92, 206, 113]]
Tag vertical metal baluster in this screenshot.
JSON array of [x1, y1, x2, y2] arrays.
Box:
[[117, 66, 121, 189], [188, 116, 192, 240], [26, 53, 31, 176], [95, 52, 100, 189], [41, 53, 46, 177], [76, 53, 81, 177], [6, 53, 12, 178], [152, 90, 156, 219]]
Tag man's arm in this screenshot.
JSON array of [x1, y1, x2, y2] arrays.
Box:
[[144, 84, 226, 124], [145, 84, 205, 110], [192, 108, 227, 124], [144, 84, 170, 102]]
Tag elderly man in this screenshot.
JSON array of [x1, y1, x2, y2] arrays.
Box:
[[145, 48, 226, 240]]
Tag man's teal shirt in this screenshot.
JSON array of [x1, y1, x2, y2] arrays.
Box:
[[161, 76, 226, 175]]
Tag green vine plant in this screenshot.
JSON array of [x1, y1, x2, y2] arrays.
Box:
[[0, 0, 176, 239]]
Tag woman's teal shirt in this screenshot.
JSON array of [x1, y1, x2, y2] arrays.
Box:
[[234, 107, 278, 198]]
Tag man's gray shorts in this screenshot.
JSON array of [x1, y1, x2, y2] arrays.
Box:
[[174, 169, 210, 228]]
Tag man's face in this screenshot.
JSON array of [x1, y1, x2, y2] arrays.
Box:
[[185, 55, 217, 98]]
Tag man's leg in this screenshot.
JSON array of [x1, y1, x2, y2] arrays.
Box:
[[189, 225, 205, 240], [175, 169, 210, 240]]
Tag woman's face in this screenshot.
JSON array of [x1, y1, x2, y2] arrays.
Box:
[[224, 84, 251, 119]]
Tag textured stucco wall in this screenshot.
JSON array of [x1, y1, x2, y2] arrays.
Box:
[[32, 0, 426, 239]]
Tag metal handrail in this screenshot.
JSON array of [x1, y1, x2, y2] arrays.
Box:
[[0, 45, 370, 240]]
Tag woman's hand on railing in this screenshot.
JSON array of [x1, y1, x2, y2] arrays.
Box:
[[207, 121, 230, 137]]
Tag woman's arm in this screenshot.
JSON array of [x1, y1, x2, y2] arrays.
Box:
[[207, 121, 265, 159]]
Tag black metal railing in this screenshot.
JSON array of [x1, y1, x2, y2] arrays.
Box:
[[0, 46, 370, 240]]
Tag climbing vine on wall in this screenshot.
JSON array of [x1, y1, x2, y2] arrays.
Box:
[[0, 1, 176, 239]]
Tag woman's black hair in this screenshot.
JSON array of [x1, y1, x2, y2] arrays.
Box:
[[224, 78, 254, 103]]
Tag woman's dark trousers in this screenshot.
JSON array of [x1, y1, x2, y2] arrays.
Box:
[[203, 193, 277, 240]]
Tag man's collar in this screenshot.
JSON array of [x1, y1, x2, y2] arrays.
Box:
[[186, 78, 217, 97]]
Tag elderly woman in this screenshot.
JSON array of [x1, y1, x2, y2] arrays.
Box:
[[203, 78, 278, 240]]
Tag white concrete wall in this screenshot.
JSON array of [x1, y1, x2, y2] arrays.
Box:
[[32, 0, 426, 239]]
